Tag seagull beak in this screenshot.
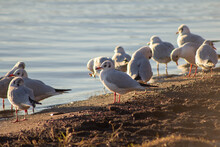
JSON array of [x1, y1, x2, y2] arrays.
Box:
[[211, 40, 220, 43], [176, 31, 179, 34], [88, 73, 93, 77], [210, 42, 217, 50], [175, 61, 178, 66], [9, 74, 15, 77], [95, 67, 102, 70], [147, 42, 150, 45], [212, 45, 217, 50]]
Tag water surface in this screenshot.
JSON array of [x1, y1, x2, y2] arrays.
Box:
[[0, 0, 219, 114]]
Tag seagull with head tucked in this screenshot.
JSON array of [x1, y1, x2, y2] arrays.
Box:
[[127, 46, 153, 83], [148, 36, 175, 76], [195, 40, 218, 73], [112, 46, 131, 72]]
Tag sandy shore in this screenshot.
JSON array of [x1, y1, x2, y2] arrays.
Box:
[[0, 68, 219, 146]]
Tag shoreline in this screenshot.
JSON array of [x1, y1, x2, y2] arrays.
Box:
[[0, 68, 219, 146]]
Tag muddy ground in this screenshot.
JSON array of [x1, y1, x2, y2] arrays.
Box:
[[0, 69, 219, 146]]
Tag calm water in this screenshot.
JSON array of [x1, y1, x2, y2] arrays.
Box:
[[0, 0, 220, 114]]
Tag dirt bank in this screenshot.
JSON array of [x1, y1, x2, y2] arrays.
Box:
[[0, 69, 219, 146]]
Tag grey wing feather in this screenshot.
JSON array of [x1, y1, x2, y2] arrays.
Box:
[[124, 54, 131, 61], [184, 34, 205, 45], [164, 42, 174, 52], [23, 86, 35, 101], [106, 70, 139, 89], [139, 59, 153, 82], [24, 78, 55, 99], [127, 59, 139, 79], [0, 77, 13, 98], [12, 87, 32, 106], [198, 45, 218, 65]]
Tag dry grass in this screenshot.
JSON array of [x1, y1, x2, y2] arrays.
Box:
[[140, 135, 215, 147]]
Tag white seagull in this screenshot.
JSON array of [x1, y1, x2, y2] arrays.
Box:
[[176, 24, 205, 47], [7, 77, 41, 122], [148, 36, 175, 76], [11, 69, 71, 102], [0, 61, 25, 109], [195, 40, 218, 73], [176, 24, 220, 47], [4, 61, 25, 77], [112, 46, 131, 72], [87, 56, 114, 77], [127, 46, 153, 83], [170, 42, 201, 77], [96, 61, 157, 103]]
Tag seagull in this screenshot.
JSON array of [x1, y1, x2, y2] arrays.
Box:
[[195, 40, 218, 73], [4, 61, 25, 77], [0, 61, 25, 109], [127, 46, 153, 83], [148, 36, 175, 76], [10, 69, 71, 102], [0, 76, 14, 109], [170, 42, 201, 77], [112, 46, 131, 72], [87, 56, 114, 77], [176, 24, 220, 47], [96, 61, 157, 103], [7, 77, 41, 122]]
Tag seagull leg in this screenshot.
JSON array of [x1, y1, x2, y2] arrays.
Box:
[[103, 86, 107, 94], [202, 69, 205, 79], [157, 63, 159, 76], [188, 64, 192, 77], [25, 109, 28, 115], [193, 66, 198, 77], [118, 94, 121, 103], [114, 92, 117, 103], [3, 99, 5, 110], [210, 68, 213, 77], [165, 63, 168, 75], [13, 109, 19, 123], [22, 109, 28, 121]]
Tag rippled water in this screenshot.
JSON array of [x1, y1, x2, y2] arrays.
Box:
[[0, 0, 220, 114]]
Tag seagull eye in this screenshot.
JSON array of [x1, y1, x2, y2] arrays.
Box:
[[104, 64, 107, 68], [108, 64, 111, 68]]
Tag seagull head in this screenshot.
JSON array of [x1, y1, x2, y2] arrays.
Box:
[[12, 69, 28, 78], [203, 40, 217, 50], [96, 60, 114, 71], [176, 24, 190, 35], [114, 46, 125, 53], [170, 48, 181, 66], [149, 35, 162, 45], [15, 61, 25, 69], [10, 77, 24, 87]]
